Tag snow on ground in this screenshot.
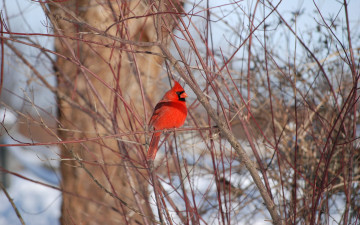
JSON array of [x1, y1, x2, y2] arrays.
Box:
[[0, 170, 61, 225], [0, 109, 61, 224], [0, 133, 61, 224]]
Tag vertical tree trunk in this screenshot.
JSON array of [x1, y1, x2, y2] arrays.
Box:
[[47, 1, 181, 224]]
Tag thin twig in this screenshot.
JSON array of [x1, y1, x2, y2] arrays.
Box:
[[0, 182, 26, 225]]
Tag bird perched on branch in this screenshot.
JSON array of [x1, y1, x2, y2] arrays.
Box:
[[146, 80, 188, 160]]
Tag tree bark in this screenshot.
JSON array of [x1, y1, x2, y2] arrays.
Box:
[[46, 1, 181, 224]]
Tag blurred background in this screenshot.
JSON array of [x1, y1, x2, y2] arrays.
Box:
[[0, 1, 59, 224], [0, 0, 359, 224]]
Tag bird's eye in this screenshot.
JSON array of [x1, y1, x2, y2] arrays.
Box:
[[176, 91, 184, 96]]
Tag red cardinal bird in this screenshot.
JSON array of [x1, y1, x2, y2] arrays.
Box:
[[146, 80, 188, 160]]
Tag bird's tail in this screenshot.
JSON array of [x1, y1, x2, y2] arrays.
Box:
[[146, 132, 161, 160]]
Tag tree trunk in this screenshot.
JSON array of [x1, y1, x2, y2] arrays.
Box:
[[47, 1, 181, 224]]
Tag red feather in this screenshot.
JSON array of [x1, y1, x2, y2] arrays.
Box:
[[146, 80, 188, 160]]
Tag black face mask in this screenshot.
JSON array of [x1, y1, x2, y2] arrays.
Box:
[[176, 91, 186, 102]]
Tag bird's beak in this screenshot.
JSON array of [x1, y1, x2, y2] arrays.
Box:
[[180, 92, 188, 99]]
